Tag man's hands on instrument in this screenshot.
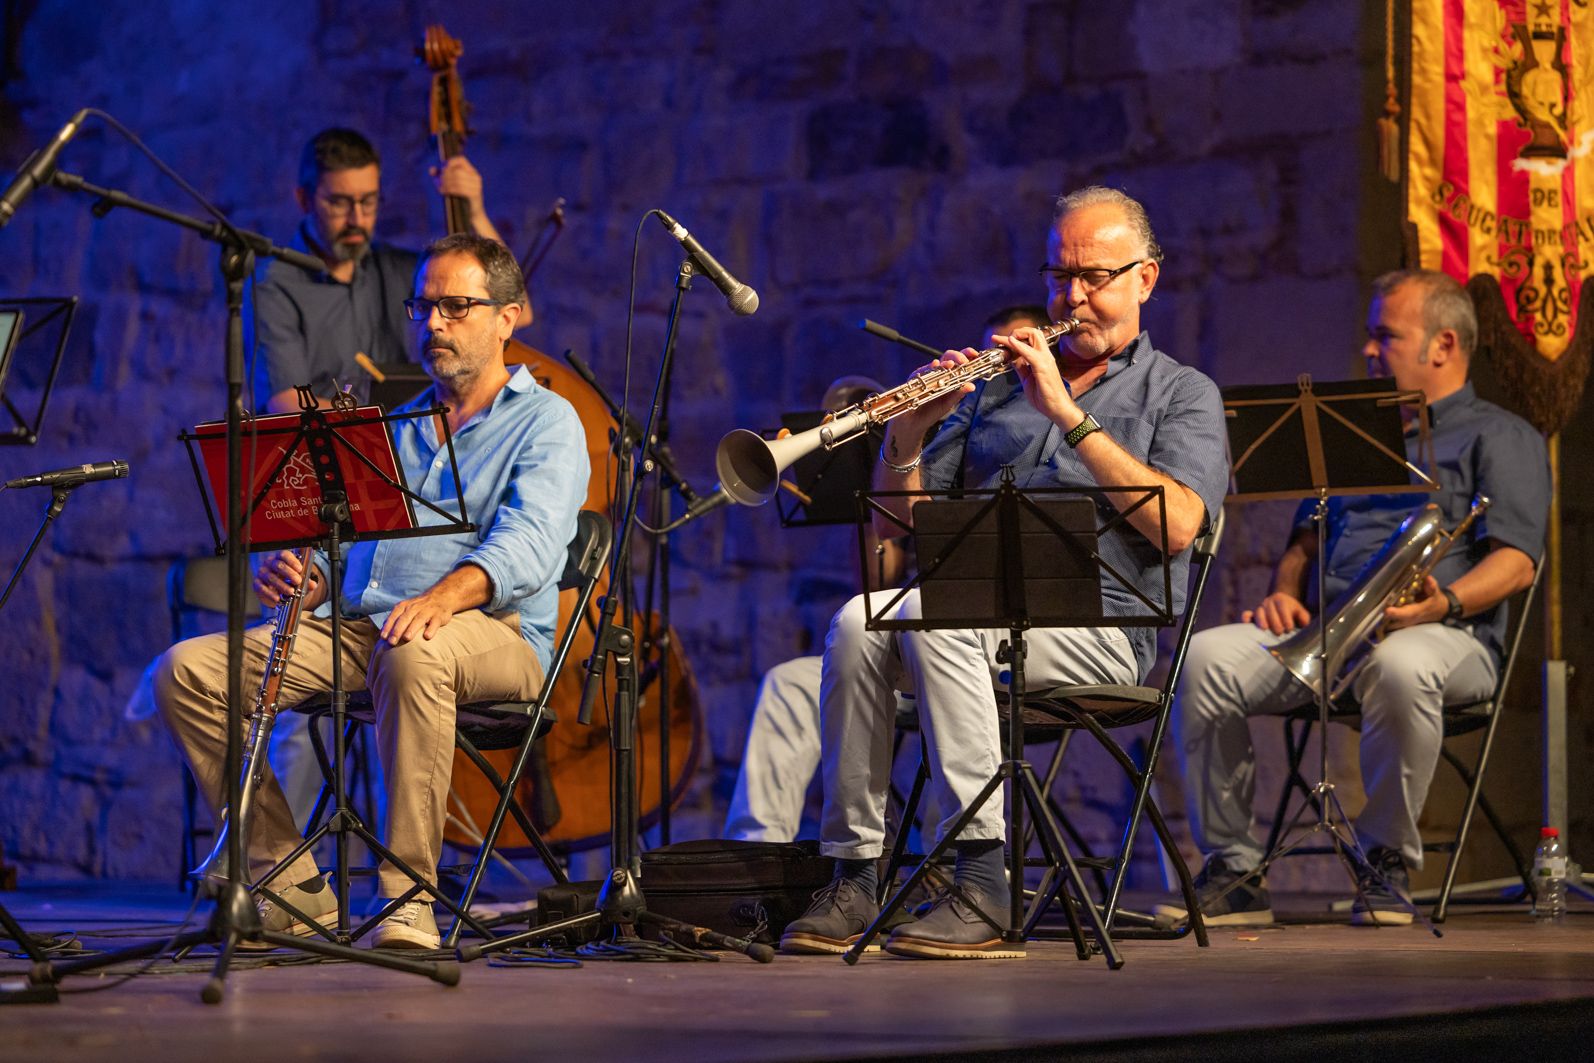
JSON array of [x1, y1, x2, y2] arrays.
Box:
[[879, 350, 975, 469], [1383, 574, 1445, 632], [433, 156, 486, 210], [1242, 592, 1311, 636], [254, 550, 326, 611], [998, 326, 1080, 427]]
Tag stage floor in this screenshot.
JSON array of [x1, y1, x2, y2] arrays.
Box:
[[4, 882, 1593, 1061]]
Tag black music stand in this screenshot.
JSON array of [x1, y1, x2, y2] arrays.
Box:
[[0, 297, 76, 447], [40, 391, 469, 998], [774, 410, 880, 528], [182, 388, 504, 945], [841, 471, 1176, 968], [1222, 374, 1440, 932]]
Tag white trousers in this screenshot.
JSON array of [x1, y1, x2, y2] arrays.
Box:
[[818, 590, 1140, 860], [1174, 621, 1496, 871], [724, 656, 824, 842]]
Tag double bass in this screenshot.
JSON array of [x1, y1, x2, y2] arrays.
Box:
[[420, 26, 701, 850]]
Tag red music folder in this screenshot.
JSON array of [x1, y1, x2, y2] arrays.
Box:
[[193, 407, 416, 551]]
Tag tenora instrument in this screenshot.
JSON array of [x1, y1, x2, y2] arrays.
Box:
[[715, 317, 1081, 507], [191, 546, 314, 879]]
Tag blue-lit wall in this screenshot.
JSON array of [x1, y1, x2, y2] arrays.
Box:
[[0, 1, 1396, 882]]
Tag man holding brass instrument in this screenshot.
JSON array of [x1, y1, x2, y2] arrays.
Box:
[[780, 187, 1229, 959], [1167, 269, 1549, 928]]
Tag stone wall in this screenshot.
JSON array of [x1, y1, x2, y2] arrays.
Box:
[[0, 0, 1394, 886]]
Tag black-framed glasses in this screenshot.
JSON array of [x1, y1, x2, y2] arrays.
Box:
[[403, 296, 502, 321], [316, 192, 380, 215], [1037, 260, 1143, 292]]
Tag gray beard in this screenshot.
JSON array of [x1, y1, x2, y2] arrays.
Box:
[[329, 237, 372, 264]]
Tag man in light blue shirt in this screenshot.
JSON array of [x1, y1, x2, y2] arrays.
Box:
[[158, 233, 588, 950]]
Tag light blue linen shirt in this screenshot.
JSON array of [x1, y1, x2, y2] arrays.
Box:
[[316, 365, 589, 671]]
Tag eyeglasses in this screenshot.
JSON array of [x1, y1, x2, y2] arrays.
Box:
[[1038, 260, 1143, 292], [317, 192, 380, 216], [403, 296, 502, 321]]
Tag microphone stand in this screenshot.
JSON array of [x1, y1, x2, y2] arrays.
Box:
[[460, 259, 772, 964], [0, 483, 77, 614], [29, 169, 458, 1001], [567, 349, 700, 846]]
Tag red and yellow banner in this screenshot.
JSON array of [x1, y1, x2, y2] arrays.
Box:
[[1406, 0, 1592, 430]]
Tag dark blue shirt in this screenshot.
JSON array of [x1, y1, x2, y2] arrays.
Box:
[[921, 332, 1230, 678], [245, 224, 420, 408], [1291, 381, 1549, 667]]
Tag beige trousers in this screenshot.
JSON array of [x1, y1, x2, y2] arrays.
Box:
[[156, 609, 543, 898]]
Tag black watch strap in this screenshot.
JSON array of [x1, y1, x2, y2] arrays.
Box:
[[1441, 586, 1464, 621], [1065, 413, 1101, 449]]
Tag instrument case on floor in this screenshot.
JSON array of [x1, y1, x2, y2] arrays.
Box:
[[536, 840, 834, 946], [640, 839, 835, 945]]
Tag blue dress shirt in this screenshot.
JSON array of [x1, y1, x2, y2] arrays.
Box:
[[321, 366, 590, 672], [1291, 381, 1549, 667], [244, 224, 420, 409], [921, 332, 1230, 678]]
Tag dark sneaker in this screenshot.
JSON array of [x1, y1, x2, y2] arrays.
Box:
[[1152, 855, 1274, 927], [240, 876, 338, 950], [883, 886, 1023, 960], [779, 878, 881, 955], [1350, 846, 1414, 927]]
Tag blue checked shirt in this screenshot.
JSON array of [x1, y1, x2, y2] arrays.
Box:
[[315, 366, 589, 672], [921, 332, 1231, 679]]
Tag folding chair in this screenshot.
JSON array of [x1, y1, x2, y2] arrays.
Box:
[[886, 509, 1224, 944], [290, 508, 611, 946], [1260, 561, 1543, 921]]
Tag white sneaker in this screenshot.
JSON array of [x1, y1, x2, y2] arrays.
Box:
[[370, 899, 440, 950]]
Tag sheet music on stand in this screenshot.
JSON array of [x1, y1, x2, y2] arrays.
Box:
[[181, 397, 472, 554], [858, 484, 1176, 631]]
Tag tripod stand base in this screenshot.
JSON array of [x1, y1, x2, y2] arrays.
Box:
[[39, 879, 460, 1004]]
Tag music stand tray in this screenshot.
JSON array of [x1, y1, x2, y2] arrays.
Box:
[[0, 296, 78, 446], [774, 410, 880, 527], [842, 475, 1175, 969], [1220, 373, 1441, 935], [1223, 375, 1437, 502]]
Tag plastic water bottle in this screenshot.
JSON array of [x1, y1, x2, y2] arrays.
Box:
[[1532, 827, 1567, 924]]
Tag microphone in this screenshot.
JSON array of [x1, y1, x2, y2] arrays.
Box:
[[0, 109, 89, 229], [859, 318, 943, 359], [4, 459, 129, 490], [656, 485, 731, 534], [653, 209, 759, 316]]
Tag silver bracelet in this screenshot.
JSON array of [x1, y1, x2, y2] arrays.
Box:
[[879, 442, 922, 475]]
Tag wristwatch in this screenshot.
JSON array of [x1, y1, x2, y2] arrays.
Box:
[[1065, 413, 1101, 449], [1441, 586, 1464, 622]]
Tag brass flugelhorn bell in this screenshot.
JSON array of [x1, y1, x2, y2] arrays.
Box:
[[1268, 496, 1490, 701], [715, 318, 1080, 507]]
